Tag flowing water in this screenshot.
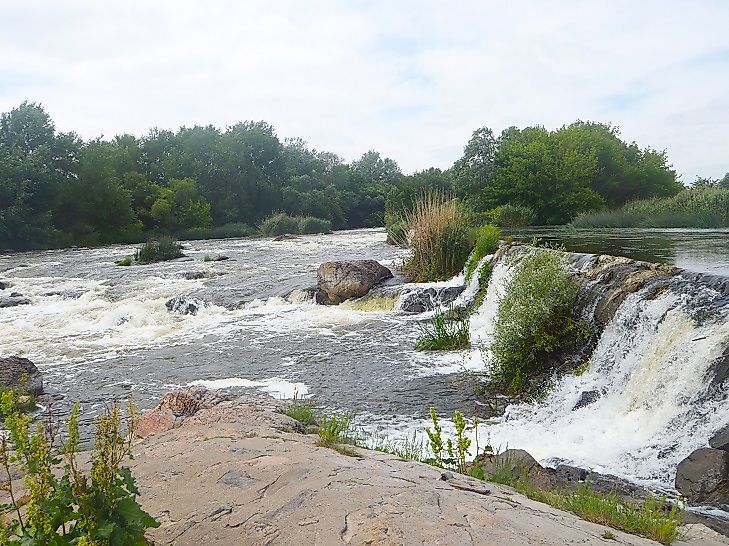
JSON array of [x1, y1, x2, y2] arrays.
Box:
[[2, 227, 729, 495]]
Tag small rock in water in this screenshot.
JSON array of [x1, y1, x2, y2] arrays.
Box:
[[709, 424, 729, 451], [572, 390, 601, 410], [207, 255, 229, 261], [0, 296, 30, 308], [0, 280, 6, 290], [274, 234, 299, 241], [181, 271, 206, 280], [165, 296, 203, 315], [9, 291, 22, 297], [0, 356, 44, 394]]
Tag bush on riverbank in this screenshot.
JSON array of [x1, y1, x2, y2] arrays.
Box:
[[464, 224, 500, 281], [402, 193, 470, 282], [134, 237, 184, 264], [491, 250, 589, 394], [0, 395, 159, 543], [571, 188, 729, 228], [483, 204, 536, 227], [260, 212, 332, 236], [415, 308, 471, 351]]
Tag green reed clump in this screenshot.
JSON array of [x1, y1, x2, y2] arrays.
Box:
[[0, 394, 159, 544], [134, 236, 183, 264], [464, 224, 500, 281], [491, 250, 589, 394], [402, 192, 471, 282], [415, 307, 471, 351], [260, 212, 331, 236], [571, 188, 729, 228]]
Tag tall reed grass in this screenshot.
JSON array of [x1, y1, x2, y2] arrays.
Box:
[[402, 192, 470, 282], [571, 188, 729, 228]]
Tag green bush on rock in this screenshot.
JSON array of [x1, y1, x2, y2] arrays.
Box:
[[415, 308, 470, 351], [491, 250, 589, 394], [134, 237, 183, 264], [464, 224, 500, 281]]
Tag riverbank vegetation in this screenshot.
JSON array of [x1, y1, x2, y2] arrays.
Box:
[[1, 102, 686, 251], [464, 225, 500, 281], [134, 237, 184, 264], [491, 250, 590, 394], [0, 394, 158, 544], [260, 212, 331, 236], [572, 188, 729, 228]]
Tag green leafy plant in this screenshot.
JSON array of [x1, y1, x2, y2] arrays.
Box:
[[402, 192, 471, 282], [448, 411, 471, 473], [0, 394, 159, 544], [464, 224, 500, 281], [114, 257, 132, 267], [134, 237, 183, 264], [424, 407, 445, 467], [415, 307, 470, 351], [316, 412, 358, 456], [491, 250, 590, 394]]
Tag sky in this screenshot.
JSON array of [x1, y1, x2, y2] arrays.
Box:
[[1, 1, 728, 183]]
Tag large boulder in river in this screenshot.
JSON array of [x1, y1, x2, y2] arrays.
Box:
[[0, 356, 44, 394], [317, 260, 393, 304], [675, 448, 729, 504], [0, 295, 30, 308], [165, 296, 203, 315]]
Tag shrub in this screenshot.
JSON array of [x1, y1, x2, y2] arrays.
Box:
[[298, 216, 332, 234], [178, 222, 256, 240], [415, 308, 471, 351], [464, 224, 500, 281], [571, 188, 729, 228], [402, 192, 470, 282], [115, 256, 132, 266], [260, 212, 302, 236], [491, 250, 589, 394], [485, 204, 537, 227], [134, 237, 183, 264], [0, 394, 159, 544]]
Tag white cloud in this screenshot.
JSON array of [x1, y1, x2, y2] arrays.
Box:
[[0, 0, 727, 181]]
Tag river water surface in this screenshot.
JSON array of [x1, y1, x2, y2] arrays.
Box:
[[3, 227, 729, 493]]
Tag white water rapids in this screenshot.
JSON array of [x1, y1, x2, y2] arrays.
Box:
[[2, 229, 729, 493]]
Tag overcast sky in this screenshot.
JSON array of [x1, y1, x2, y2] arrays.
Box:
[[1, 1, 727, 182]]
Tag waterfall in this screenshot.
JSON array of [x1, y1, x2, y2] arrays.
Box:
[[470, 245, 729, 490]]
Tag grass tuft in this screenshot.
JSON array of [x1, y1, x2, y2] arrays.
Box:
[[316, 412, 359, 456], [279, 393, 317, 427], [415, 307, 471, 351], [115, 256, 132, 266]]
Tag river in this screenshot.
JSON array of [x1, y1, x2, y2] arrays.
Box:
[[2, 227, 729, 494]]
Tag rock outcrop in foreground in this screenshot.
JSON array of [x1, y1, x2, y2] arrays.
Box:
[[131, 390, 726, 545]]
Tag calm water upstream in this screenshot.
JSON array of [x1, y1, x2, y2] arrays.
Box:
[[507, 227, 729, 276]]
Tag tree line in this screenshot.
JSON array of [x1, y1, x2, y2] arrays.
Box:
[[0, 101, 685, 251]]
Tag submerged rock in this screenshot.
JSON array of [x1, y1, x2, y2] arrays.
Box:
[[572, 390, 601, 410], [0, 280, 6, 290], [0, 356, 44, 394], [398, 285, 465, 313], [676, 448, 729, 504], [316, 260, 393, 304], [206, 255, 229, 261], [165, 296, 204, 315], [0, 295, 30, 308], [273, 234, 299, 241]]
